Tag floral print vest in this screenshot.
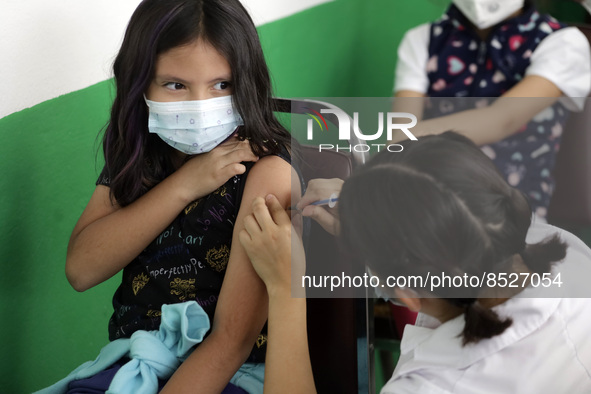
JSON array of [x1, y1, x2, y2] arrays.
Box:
[[424, 3, 568, 217]]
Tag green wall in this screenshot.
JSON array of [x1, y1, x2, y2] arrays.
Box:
[[259, 0, 446, 98], [0, 1, 445, 392], [0, 81, 119, 391], [0, 80, 118, 391]]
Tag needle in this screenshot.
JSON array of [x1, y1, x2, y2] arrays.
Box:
[[288, 193, 339, 211]]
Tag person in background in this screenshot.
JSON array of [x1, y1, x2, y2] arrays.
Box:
[[391, 0, 591, 219], [241, 133, 591, 393]]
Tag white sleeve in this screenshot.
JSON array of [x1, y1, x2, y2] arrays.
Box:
[[525, 27, 591, 111], [381, 375, 450, 394], [393, 23, 431, 94]]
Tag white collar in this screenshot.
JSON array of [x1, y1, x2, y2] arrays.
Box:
[[396, 221, 584, 374], [396, 290, 561, 375]]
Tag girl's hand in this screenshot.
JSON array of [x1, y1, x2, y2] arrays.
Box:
[[177, 136, 258, 202], [296, 178, 343, 235], [240, 194, 306, 295]]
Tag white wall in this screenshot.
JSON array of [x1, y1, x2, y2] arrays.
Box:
[[0, 0, 332, 119]]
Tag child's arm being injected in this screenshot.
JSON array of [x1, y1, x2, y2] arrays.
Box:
[[391, 75, 562, 146], [240, 195, 316, 394], [161, 155, 294, 394], [66, 137, 257, 292]]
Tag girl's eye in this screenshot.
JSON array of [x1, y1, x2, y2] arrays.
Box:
[[213, 81, 231, 91], [164, 82, 185, 91]]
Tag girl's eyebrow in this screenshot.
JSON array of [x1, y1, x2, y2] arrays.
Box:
[[154, 74, 191, 85], [208, 75, 232, 84]]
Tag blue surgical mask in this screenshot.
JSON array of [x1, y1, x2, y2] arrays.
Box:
[[145, 95, 244, 154]]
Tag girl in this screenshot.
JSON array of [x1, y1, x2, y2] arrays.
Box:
[[240, 133, 591, 393], [63, 0, 296, 392], [391, 0, 591, 219]]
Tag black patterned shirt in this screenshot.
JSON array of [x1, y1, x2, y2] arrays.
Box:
[[96, 151, 290, 362]]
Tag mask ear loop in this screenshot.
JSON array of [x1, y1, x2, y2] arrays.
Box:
[[367, 266, 408, 307]]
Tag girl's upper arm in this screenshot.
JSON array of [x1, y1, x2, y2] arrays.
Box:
[[213, 154, 294, 342]]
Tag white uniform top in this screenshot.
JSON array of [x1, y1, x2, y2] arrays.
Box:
[[393, 24, 591, 111], [381, 222, 591, 394]]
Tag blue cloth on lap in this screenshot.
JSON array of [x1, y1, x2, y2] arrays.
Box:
[[36, 301, 210, 394]]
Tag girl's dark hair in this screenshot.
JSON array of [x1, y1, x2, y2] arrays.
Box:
[[339, 132, 566, 345], [103, 0, 290, 206]]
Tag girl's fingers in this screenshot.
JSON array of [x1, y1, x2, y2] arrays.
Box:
[[221, 162, 247, 178], [217, 138, 257, 162], [224, 143, 258, 163]]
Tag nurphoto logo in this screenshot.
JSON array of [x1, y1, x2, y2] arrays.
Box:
[[306, 107, 418, 153]]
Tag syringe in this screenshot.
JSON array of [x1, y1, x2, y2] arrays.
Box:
[[289, 193, 339, 211]]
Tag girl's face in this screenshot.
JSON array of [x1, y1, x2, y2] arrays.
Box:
[[146, 38, 232, 102]]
